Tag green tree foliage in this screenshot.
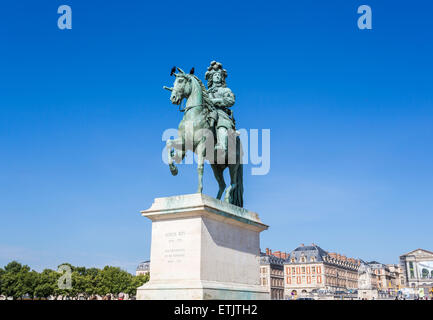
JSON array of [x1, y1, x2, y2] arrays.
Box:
[[0, 267, 5, 294], [127, 273, 149, 296], [94, 266, 132, 297], [34, 269, 59, 299], [0, 261, 149, 299], [1, 261, 37, 299]]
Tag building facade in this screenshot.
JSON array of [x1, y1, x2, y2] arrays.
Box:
[[283, 244, 360, 298], [368, 261, 395, 293], [136, 260, 150, 276], [400, 248, 433, 297], [259, 249, 287, 300], [386, 264, 404, 291]]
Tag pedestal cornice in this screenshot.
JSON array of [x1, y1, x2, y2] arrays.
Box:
[[140, 193, 268, 232]]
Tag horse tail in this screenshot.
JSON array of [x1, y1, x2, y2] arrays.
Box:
[[230, 135, 244, 207], [232, 163, 244, 207]]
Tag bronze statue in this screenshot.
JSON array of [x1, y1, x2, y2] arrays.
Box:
[[163, 63, 244, 207]]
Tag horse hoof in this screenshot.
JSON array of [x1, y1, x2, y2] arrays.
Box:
[[169, 165, 178, 176]]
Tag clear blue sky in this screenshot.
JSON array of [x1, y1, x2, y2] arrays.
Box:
[[1, 0, 432, 273]]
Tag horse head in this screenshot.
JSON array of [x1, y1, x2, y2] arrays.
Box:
[[164, 67, 196, 105]]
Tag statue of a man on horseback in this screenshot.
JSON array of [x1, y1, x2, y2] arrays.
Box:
[[163, 62, 244, 207], [205, 61, 236, 152]]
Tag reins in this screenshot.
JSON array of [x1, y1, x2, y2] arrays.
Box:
[[179, 103, 203, 113]]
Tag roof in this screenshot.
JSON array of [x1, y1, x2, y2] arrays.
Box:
[[136, 261, 150, 271], [288, 244, 328, 263], [260, 252, 286, 266], [400, 248, 433, 257]]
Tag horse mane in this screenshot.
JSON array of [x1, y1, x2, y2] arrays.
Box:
[[190, 75, 213, 112]]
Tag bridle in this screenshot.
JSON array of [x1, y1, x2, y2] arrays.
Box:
[[175, 75, 203, 113]]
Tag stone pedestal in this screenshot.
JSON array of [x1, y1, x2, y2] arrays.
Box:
[[136, 193, 269, 300], [358, 289, 379, 300]]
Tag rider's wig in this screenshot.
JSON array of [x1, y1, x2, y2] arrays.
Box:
[[205, 61, 227, 88]]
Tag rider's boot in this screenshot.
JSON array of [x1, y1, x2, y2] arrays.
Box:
[[215, 127, 227, 151]]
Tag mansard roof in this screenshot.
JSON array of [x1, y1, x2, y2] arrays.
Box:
[[136, 260, 150, 271], [260, 252, 286, 265], [283, 244, 360, 269], [289, 244, 328, 263]]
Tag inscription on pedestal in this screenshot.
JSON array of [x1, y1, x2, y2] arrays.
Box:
[[164, 231, 186, 264]]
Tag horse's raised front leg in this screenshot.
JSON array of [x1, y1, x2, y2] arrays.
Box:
[[167, 138, 184, 176]]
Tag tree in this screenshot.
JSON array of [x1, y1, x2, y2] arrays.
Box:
[[71, 272, 94, 299], [0, 267, 5, 295], [1, 261, 37, 299], [34, 269, 58, 299], [1, 261, 145, 299], [95, 266, 131, 297], [4, 261, 24, 273], [127, 274, 149, 296]]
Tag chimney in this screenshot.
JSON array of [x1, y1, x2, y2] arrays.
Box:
[[281, 252, 287, 259], [300, 243, 304, 247], [266, 248, 270, 255], [273, 251, 281, 259]]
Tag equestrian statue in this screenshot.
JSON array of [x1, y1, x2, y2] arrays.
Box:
[[163, 61, 244, 207]]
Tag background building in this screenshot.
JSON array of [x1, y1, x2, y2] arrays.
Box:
[[136, 260, 150, 276], [284, 244, 360, 298], [260, 249, 287, 300], [400, 248, 433, 297], [368, 262, 393, 293], [386, 264, 404, 291]]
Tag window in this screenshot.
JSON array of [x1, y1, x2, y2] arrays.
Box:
[[301, 267, 305, 274], [292, 267, 295, 274], [307, 267, 310, 274], [312, 266, 316, 273], [317, 275, 322, 283]]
